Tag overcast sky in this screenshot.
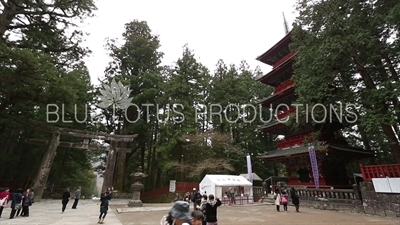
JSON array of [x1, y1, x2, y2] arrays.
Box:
[[83, 0, 297, 85]]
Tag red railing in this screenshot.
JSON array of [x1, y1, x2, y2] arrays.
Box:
[[274, 79, 294, 94], [276, 106, 296, 120], [141, 182, 199, 200], [359, 163, 400, 181], [277, 132, 313, 149], [273, 51, 296, 68], [0, 181, 20, 191]]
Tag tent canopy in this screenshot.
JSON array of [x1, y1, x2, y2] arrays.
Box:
[[199, 174, 253, 199], [200, 174, 253, 187], [239, 173, 263, 181]]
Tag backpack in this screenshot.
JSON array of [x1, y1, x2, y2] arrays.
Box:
[[281, 196, 288, 204]]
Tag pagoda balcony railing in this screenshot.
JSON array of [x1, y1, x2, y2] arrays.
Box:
[[277, 132, 313, 149], [359, 163, 400, 181], [273, 79, 294, 94], [273, 51, 296, 68], [276, 106, 296, 120]]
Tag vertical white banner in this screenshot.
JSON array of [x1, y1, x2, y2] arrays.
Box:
[[246, 155, 253, 183]]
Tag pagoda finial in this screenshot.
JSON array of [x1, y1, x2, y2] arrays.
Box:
[[282, 12, 289, 34]]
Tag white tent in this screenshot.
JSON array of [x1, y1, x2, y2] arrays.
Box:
[[239, 173, 263, 181], [199, 174, 253, 200]]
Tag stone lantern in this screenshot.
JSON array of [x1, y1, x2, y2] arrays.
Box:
[[128, 166, 147, 207]]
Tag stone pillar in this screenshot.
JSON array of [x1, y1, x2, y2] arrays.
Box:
[[128, 166, 147, 207], [33, 132, 60, 201]]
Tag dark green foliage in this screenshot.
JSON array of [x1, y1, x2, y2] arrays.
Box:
[[291, 0, 400, 163], [0, 0, 97, 195]]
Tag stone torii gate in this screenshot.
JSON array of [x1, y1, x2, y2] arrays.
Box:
[[29, 125, 137, 201]]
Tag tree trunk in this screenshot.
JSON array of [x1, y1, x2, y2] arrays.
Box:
[[0, 3, 17, 37], [149, 122, 159, 190], [352, 53, 400, 163], [113, 150, 127, 192], [381, 125, 400, 163], [140, 138, 146, 172], [102, 141, 118, 192]]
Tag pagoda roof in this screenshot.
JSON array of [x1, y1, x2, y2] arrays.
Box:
[[257, 86, 295, 106], [257, 53, 295, 86], [257, 120, 285, 132], [258, 144, 374, 161], [256, 30, 292, 66]]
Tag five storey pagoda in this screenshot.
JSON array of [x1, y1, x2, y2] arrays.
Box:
[[256, 15, 374, 188]]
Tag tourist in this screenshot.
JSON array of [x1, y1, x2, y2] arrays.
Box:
[[71, 186, 81, 209], [198, 194, 207, 210], [0, 187, 11, 218], [160, 200, 191, 225], [98, 192, 109, 224], [61, 188, 71, 213], [9, 188, 23, 219], [21, 188, 34, 217], [228, 187, 236, 205], [274, 190, 281, 212], [204, 194, 222, 225], [291, 187, 300, 212], [281, 191, 289, 212], [105, 187, 113, 203], [191, 188, 201, 209], [191, 210, 205, 225], [182, 192, 190, 203], [198, 195, 208, 225]]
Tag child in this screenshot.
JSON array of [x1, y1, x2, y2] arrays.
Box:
[[98, 192, 109, 224], [274, 190, 281, 212], [191, 210, 204, 225], [281, 191, 289, 212]]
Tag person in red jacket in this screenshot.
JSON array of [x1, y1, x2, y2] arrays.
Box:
[[0, 187, 11, 218]]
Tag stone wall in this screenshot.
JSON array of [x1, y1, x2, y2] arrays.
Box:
[[360, 181, 400, 218], [299, 182, 400, 219]]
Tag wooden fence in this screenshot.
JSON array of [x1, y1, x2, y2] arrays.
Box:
[[141, 182, 199, 200], [359, 163, 400, 181]]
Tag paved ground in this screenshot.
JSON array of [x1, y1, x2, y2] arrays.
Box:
[[0, 199, 122, 225], [0, 199, 399, 225], [113, 202, 400, 225]]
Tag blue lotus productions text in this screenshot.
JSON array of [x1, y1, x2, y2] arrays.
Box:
[[46, 103, 358, 124]]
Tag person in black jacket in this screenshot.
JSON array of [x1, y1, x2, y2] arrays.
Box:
[[61, 188, 71, 213], [98, 192, 109, 224], [290, 187, 300, 212], [204, 194, 222, 225], [9, 188, 23, 219]]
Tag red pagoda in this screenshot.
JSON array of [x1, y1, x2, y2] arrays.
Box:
[[256, 25, 374, 188]]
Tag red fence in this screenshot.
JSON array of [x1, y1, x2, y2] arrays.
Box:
[[141, 182, 199, 200], [0, 180, 20, 191], [359, 163, 400, 181]]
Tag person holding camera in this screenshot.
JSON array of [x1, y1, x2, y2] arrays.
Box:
[[204, 194, 222, 225], [98, 192, 109, 224]]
